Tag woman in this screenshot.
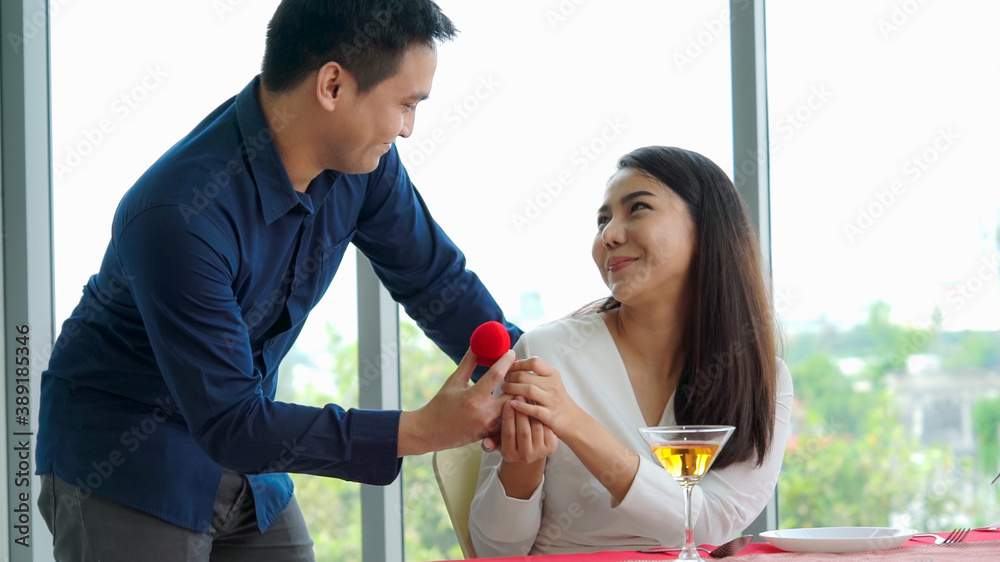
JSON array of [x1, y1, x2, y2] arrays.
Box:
[[468, 146, 793, 557]]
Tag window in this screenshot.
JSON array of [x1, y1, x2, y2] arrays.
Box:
[[44, 2, 997, 560], [768, 0, 1000, 529], [50, 2, 738, 559]]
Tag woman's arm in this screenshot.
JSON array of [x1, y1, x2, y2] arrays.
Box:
[[468, 401, 555, 557], [468, 339, 558, 557], [505, 358, 794, 546]]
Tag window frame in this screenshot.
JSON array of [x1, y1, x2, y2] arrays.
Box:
[[0, 1, 773, 560]]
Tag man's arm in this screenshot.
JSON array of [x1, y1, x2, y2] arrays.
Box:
[[352, 145, 522, 371], [117, 206, 402, 483]]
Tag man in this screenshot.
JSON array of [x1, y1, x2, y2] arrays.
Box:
[[36, 1, 520, 559]]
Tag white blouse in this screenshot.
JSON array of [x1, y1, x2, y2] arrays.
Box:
[[468, 312, 793, 557]]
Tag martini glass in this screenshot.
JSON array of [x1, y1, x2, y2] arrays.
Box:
[[638, 425, 735, 561]]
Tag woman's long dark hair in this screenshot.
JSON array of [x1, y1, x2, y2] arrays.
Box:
[[586, 146, 778, 469]]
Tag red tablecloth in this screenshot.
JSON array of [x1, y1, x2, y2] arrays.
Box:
[[453, 531, 1000, 561]]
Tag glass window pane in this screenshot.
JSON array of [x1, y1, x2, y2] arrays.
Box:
[[398, 1, 733, 559], [768, 0, 1000, 529]]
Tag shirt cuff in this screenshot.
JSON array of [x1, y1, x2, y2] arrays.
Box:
[[348, 408, 403, 485], [471, 465, 544, 543]]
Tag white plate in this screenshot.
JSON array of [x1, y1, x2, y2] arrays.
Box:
[[759, 527, 919, 553]]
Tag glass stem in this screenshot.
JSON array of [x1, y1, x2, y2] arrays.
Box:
[[679, 483, 699, 560]]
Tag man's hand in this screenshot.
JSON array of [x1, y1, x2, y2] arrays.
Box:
[[398, 348, 515, 457], [482, 431, 501, 453]]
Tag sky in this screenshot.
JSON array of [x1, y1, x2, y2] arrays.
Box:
[[49, 0, 1000, 357]]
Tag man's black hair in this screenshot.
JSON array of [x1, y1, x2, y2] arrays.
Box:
[[262, 0, 457, 94]]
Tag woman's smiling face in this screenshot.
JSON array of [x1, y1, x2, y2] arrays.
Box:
[[592, 168, 697, 306]]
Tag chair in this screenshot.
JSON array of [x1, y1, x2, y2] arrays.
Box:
[[432, 442, 484, 559]]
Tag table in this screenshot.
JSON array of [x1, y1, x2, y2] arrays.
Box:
[[450, 530, 999, 561]]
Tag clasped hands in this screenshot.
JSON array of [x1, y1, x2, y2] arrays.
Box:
[[403, 349, 580, 460], [485, 356, 582, 464]]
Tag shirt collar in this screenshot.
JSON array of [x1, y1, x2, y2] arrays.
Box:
[[235, 75, 303, 225]]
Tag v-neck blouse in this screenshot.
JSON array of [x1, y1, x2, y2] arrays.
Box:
[[469, 312, 793, 557], [587, 311, 677, 429]]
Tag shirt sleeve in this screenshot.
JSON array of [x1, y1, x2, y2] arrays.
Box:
[[468, 458, 545, 557], [611, 360, 795, 546], [468, 334, 544, 557], [115, 206, 401, 484], [351, 145, 521, 374]]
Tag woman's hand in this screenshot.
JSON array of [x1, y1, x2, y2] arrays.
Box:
[[504, 356, 642, 504], [496, 395, 557, 499], [499, 396, 558, 464], [502, 357, 585, 439]]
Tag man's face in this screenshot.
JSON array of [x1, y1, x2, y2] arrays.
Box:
[[325, 43, 437, 174]]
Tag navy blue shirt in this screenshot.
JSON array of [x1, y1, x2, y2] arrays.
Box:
[[37, 76, 520, 533]]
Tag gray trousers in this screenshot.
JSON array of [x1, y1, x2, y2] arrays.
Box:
[[39, 470, 315, 561]]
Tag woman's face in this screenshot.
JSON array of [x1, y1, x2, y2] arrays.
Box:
[[592, 168, 697, 306]]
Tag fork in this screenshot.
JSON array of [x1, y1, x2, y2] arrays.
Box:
[[943, 528, 971, 544], [914, 528, 970, 545]]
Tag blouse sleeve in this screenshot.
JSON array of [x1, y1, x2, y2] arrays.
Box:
[[611, 360, 794, 546], [468, 335, 546, 557]]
